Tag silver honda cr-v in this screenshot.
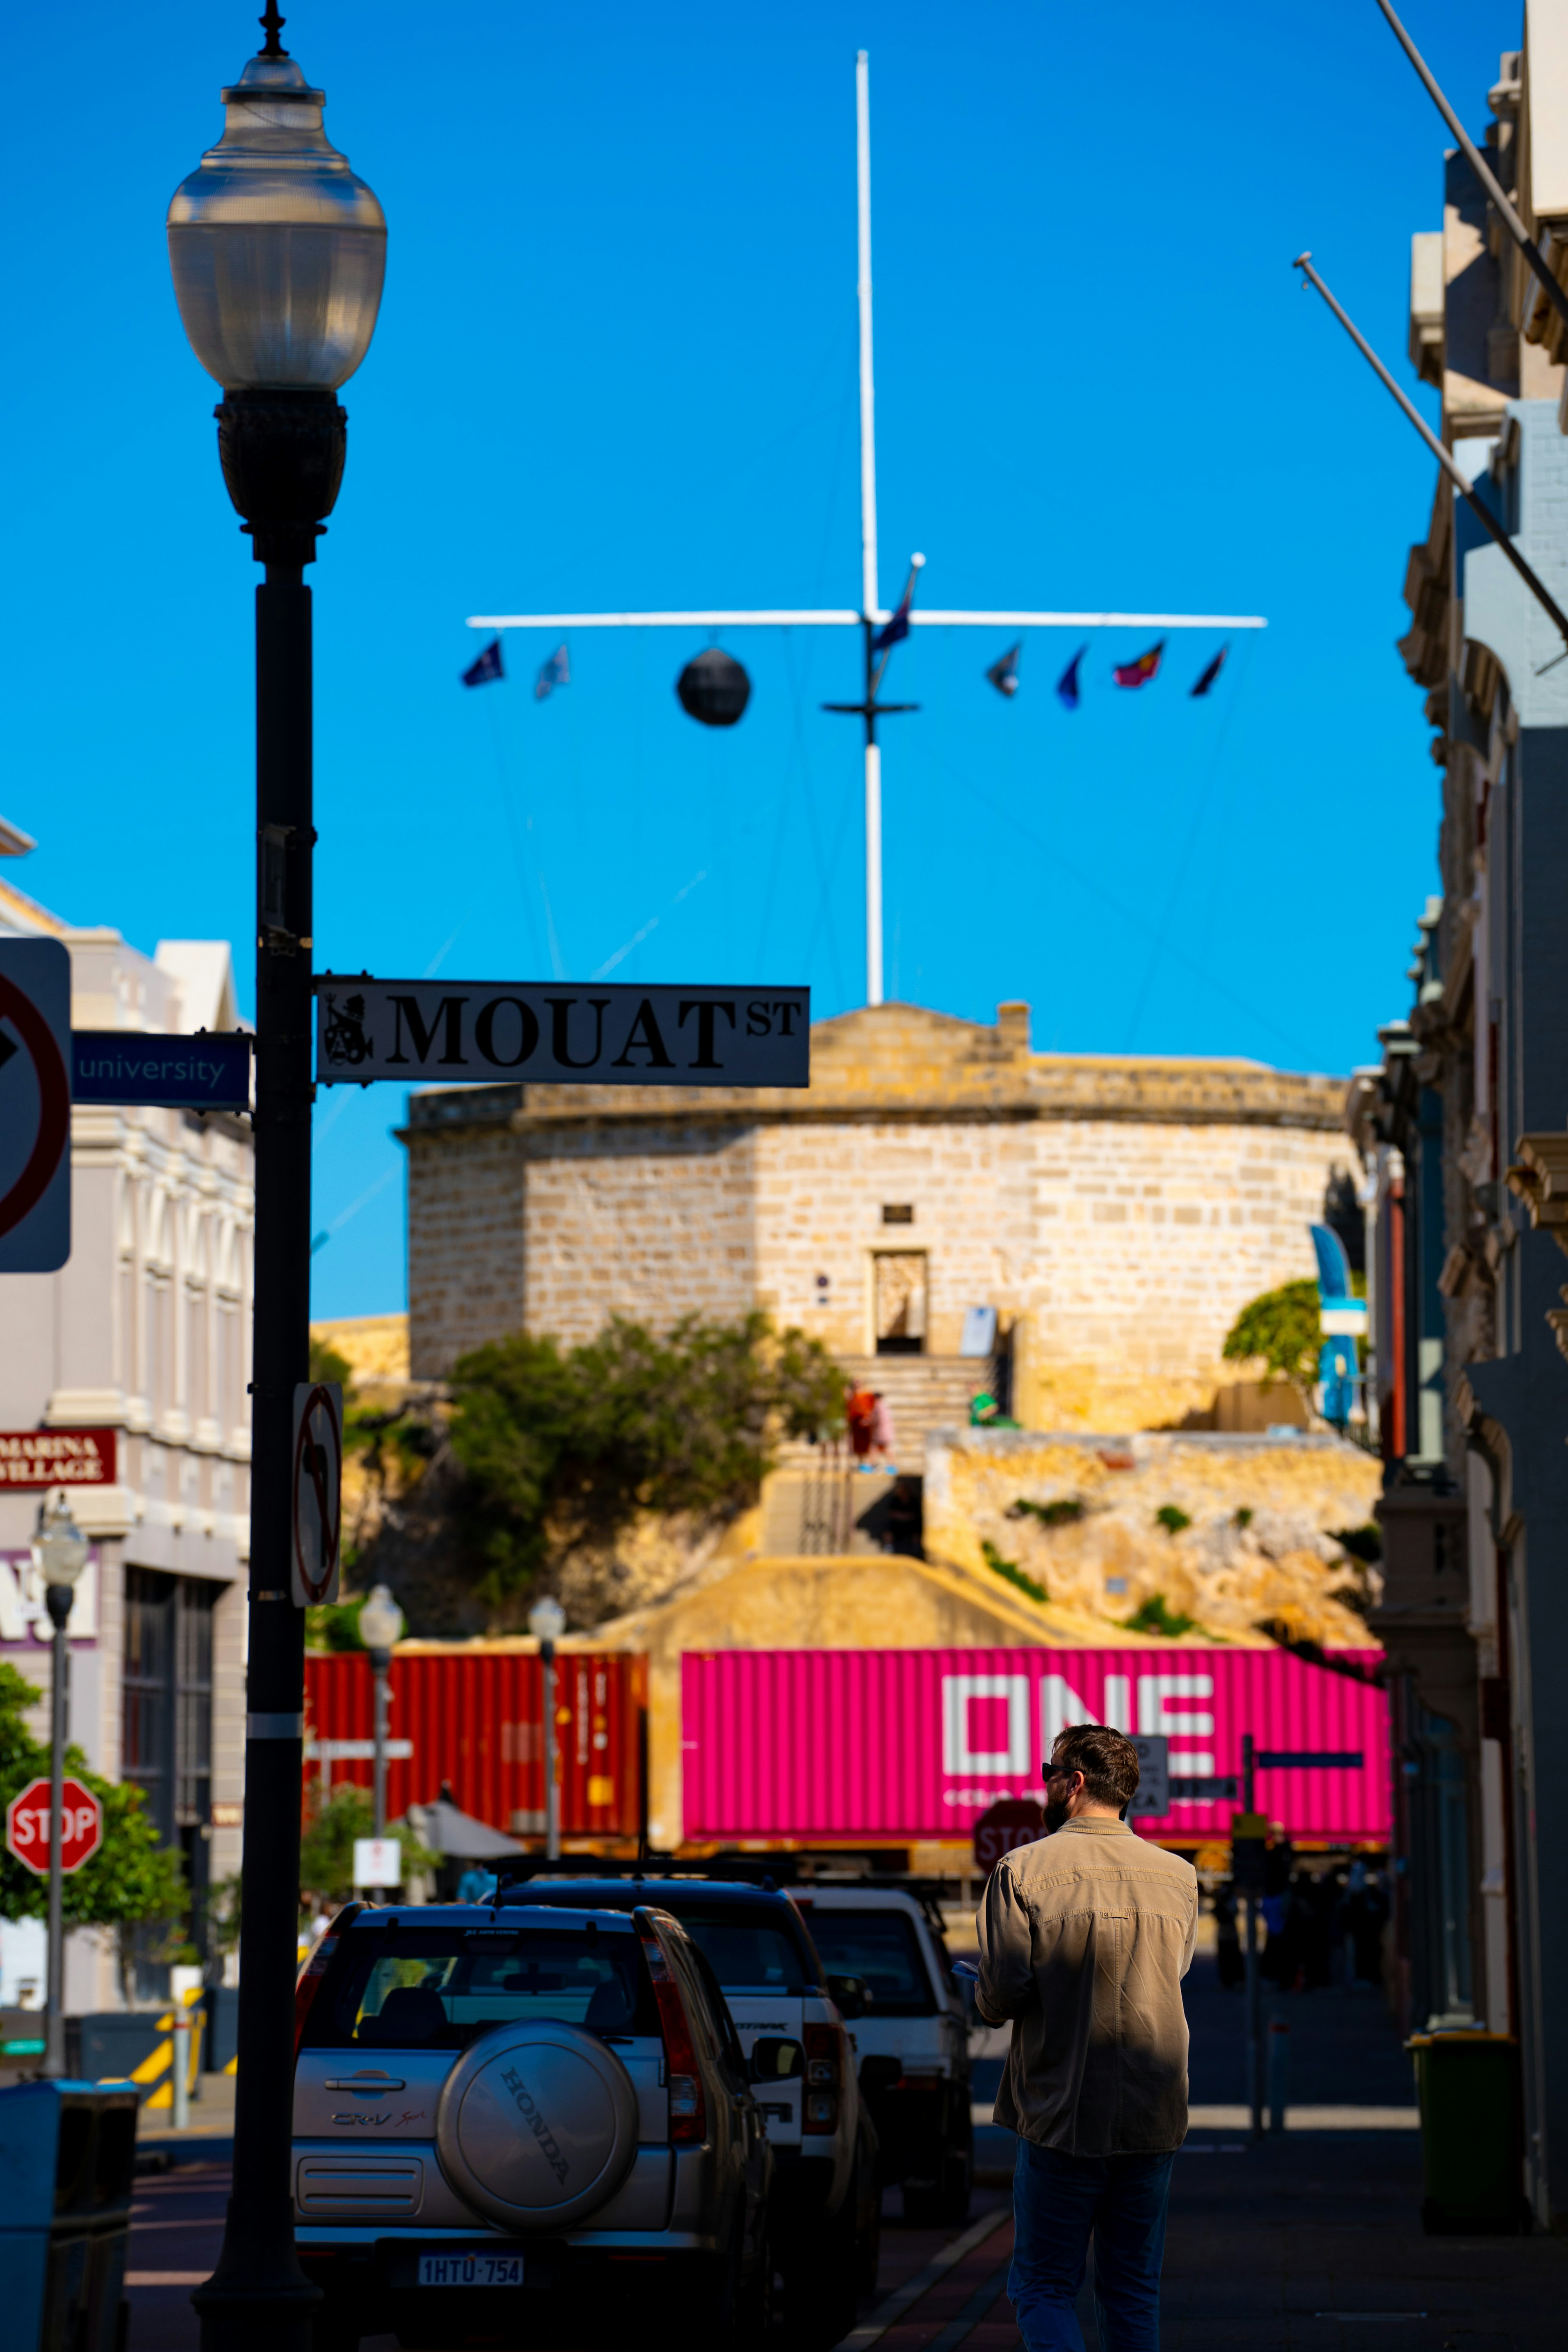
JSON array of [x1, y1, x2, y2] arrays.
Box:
[[292, 1900, 777, 2349]]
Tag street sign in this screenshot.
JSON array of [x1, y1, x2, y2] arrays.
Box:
[[6, 1776, 103, 1876], [1127, 1733, 1169, 1816], [353, 1836, 401, 1889], [0, 1427, 117, 1490], [290, 1381, 343, 1608], [972, 1795, 1044, 1875], [71, 1030, 252, 1111], [0, 937, 72, 1274], [315, 978, 811, 1089]]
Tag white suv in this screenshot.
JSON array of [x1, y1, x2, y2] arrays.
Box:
[[794, 1884, 972, 2225], [292, 1900, 774, 2349], [514, 1873, 879, 2340]]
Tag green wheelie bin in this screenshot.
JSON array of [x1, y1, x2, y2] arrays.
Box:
[[1407, 2030, 1523, 2234]]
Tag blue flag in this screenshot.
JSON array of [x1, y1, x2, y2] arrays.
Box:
[[986, 642, 1022, 698], [1056, 644, 1088, 710], [462, 639, 504, 688], [873, 590, 913, 657], [1190, 643, 1229, 698], [535, 642, 572, 702]]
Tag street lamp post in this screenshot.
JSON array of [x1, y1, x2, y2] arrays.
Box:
[[33, 1494, 89, 2082], [357, 1586, 405, 1857], [528, 1599, 567, 1862], [168, 13, 385, 2348]]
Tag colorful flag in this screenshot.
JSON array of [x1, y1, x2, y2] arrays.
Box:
[[1190, 643, 1229, 698], [873, 586, 915, 657], [535, 642, 572, 701], [986, 642, 1022, 698], [1113, 639, 1165, 689], [1056, 644, 1088, 710], [462, 638, 504, 688]]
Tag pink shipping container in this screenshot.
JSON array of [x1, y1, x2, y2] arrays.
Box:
[[682, 1648, 1390, 1844]]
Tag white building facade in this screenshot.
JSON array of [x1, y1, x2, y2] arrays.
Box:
[[0, 837, 251, 2011]]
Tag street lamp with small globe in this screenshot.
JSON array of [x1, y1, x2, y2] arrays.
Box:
[[356, 1585, 405, 1839], [527, 1598, 567, 1861], [32, 1493, 89, 2081], [167, 10, 386, 2348]]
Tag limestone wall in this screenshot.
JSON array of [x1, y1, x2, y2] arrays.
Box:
[[400, 1001, 1356, 1400]]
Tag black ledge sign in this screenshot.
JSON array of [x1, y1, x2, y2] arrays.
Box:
[[315, 979, 811, 1089]]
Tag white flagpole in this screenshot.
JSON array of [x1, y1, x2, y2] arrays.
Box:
[[856, 49, 883, 1007]]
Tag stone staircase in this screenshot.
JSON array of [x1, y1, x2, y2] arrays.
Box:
[[781, 1353, 996, 1475]]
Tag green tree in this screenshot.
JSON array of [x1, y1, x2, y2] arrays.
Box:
[[0, 1662, 187, 1996], [1221, 1278, 1322, 1410], [298, 1782, 434, 1915], [309, 1336, 354, 1389], [448, 1312, 843, 1607]]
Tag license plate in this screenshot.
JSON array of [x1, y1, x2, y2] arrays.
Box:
[[416, 2253, 524, 2288]]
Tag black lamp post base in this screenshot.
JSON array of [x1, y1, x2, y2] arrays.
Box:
[[192, 2201, 322, 2352], [216, 389, 347, 569]]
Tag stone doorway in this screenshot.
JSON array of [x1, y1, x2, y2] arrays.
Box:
[[874, 1251, 927, 1354]]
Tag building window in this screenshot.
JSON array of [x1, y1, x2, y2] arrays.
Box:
[[882, 1204, 914, 1225], [123, 1569, 216, 1992], [873, 1252, 927, 1355]]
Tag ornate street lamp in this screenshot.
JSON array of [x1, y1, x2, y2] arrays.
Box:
[[356, 1585, 405, 1840], [168, 11, 385, 2349], [527, 1597, 567, 1861], [32, 1494, 89, 2082]]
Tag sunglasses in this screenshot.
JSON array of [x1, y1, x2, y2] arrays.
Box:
[[1041, 1763, 1083, 1786]]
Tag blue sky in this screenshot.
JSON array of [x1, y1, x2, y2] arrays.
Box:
[[2, 1, 1518, 1317]]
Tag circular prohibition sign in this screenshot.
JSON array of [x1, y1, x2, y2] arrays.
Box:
[[292, 1382, 344, 1605], [0, 972, 71, 1241]]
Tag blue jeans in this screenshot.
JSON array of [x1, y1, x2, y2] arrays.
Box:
[[1009, 2135, 1175, 2352]]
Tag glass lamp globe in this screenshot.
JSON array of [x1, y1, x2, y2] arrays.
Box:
[[357, 1584, 405, 1653], [167, 22, 386, 391], [33, 1494, 89, 1588], [528, 1597, 567, 1646]]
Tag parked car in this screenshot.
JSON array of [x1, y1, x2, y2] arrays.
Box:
[[794, 1884, 971, 2224], [292, 1900, 774, 2350], [514, 1875, 879, 2339]]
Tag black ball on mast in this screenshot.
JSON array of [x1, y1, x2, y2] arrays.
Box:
[[676, 646, 751, 726]]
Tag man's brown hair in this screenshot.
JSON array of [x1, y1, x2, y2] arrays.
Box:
[[1052, 1724, 1140, 1810]]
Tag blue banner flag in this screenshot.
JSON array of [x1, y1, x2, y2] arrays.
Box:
[[1190, 643, 1229, 698], [1056, 644, 1088, 710], [986, 642, 1022, 698], [535, 642, 572, 701], [462, 639, 505, 688]]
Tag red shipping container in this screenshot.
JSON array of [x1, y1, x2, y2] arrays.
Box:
[[304, 1648, 647, 1839], [682, 1648, 1390, 1844]]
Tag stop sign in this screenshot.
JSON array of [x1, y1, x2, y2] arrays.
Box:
[[973, 1795, 1045, 1877], [5, 1776, 102, 1875]]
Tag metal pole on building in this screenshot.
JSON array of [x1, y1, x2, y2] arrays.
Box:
[[1293, 254, 1568, 655], [1372, 0, 1568, 339], [33, 1492, 88, 2081], [529, 1599, 567, 1862], [167, 16, 386, 2345]]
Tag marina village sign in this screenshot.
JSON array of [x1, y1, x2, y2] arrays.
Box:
[[315, 978, 811, 1088]]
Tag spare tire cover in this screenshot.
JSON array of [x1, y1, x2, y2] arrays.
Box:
[[434, 2020, 639, 2232]]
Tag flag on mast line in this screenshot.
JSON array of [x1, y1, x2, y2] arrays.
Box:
[[986, 642, 1022, 698], [462, 638, 505, 688], [1113, 639, 1165, 688], [1056, 644, 1088, 710], [873, 554, 925, 655], [535, 642, 572, 701], [1190, 643, 1229, 697]]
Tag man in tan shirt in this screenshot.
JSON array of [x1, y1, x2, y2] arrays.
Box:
[[977, 1724, 1198, 2351]]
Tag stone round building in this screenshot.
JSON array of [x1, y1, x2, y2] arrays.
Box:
[[399, 999, 1354, 1439]]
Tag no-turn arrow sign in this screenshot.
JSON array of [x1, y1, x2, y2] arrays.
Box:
[[0, 938, 72, 1273], [291, 1381, 343, 1606], [6, 1775, 103, 1875]]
